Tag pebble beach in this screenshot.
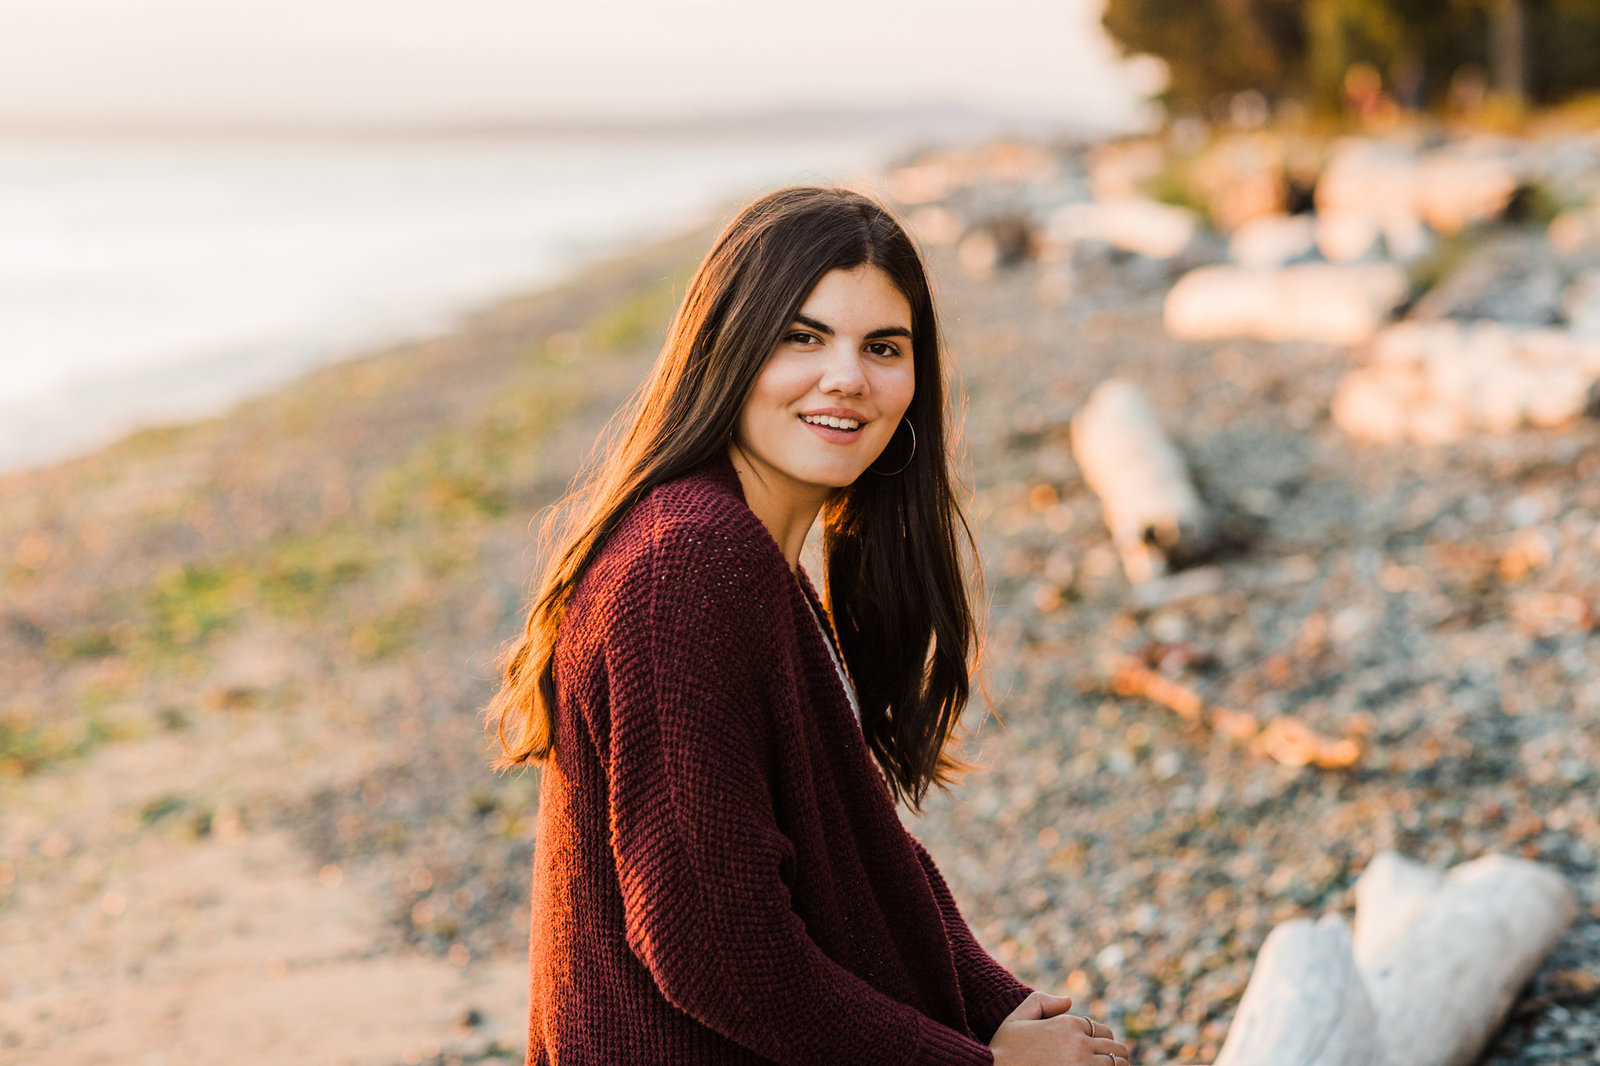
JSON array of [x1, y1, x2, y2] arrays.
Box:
[[2, 130, 1598, 1064]]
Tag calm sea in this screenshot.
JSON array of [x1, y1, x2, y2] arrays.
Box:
[[0, 133, 889, 475]]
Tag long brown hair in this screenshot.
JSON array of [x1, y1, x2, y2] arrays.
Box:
[[485, 185, 988, 812]]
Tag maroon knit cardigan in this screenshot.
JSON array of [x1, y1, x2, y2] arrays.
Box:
[[526, 449, 1033, 1064]]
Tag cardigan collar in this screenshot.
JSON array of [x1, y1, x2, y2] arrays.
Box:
[[692, 447, 868, 738]]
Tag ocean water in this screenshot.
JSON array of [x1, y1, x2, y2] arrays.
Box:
[[0, 133, 889, 475]]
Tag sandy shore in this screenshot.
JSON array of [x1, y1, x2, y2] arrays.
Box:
[[3, 150, 1598, 1065]]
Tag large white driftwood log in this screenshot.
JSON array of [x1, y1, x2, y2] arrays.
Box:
[[1212, 915, 1386, 1066], [1211, 851, 1577, 1066], [1349, 849, 1443, 961], [1353, 852, 1580, 1066], [1069, 379, 1215, 584]]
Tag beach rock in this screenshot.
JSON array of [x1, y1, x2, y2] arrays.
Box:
[[1229, 214, 1317, 269], [957, 215, 1037, 279], [1411, 232, 1565, 327], [1333, 320, 1600, 442], [1415, 147, 1523, 236], [1047, 199, 1201, 262], [1565, 268, 1600, 342], [1330, 369, 1413, 444], [1188, 134, 1289, 231], [1314, 212, 1382, 264], [1317, 138, 1521, 238], [1088, 138, 1167, 203], [1548, 201, 1600, 264], [906, 205, 964, 248], [1164, 263, 1408, 345], [1317, 139, 1417, 221]]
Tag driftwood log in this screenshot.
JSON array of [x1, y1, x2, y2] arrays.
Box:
[[1355, 852, 1579, 1066], [1212, 916, 1385, 1066], [1213, 851, 1577, 1066], [1069, 379, 1215, 584]]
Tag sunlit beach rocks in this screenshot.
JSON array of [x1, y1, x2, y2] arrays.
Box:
[[1315, 136, 1524, 238], [1332, 321, 1600, 443], [1164, 262, 1410, 345], [1046, 198, 1203, 263]]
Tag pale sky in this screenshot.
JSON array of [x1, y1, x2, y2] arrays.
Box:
[[0, 0, 1162, 131]]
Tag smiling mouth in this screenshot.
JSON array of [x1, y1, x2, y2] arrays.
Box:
[[798, 414, 863, 432]]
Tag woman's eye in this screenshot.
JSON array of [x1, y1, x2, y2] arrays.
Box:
[[867, 342, 903, 357], [786, 331, 818, 345]]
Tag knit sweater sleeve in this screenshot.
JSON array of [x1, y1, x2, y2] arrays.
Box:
[[603, 511, 996, 1066], [907, 836, 1036, 1043]]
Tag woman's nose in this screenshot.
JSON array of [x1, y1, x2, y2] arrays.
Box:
[[818, 344, 868, 395]]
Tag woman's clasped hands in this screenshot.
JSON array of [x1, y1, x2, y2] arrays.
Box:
[[989, 992, 1132, 1066]]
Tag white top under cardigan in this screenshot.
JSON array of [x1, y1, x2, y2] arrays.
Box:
[[805, 595, 861, 724]]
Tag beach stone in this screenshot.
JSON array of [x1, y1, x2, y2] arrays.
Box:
[[1381, 213, 1435, 264], [1317, 137, 1521, 238], [1331, 370, 1412, 443], [1565, 269, 1600, 342], [1315, 212, 1382, 264], [1549, 202, 1600, 263], [1414, 147, 1522, 235], [1088, 138, 1167, 203], [1334, 320, 1600, 443], [1048, 199, 1200, 262], [1164, 263, 1408, 345], [1188, 134, 1289, 231], [906, 205, 964, 248], [1229, 214, 1317, 269], [957, 215, 1036, 279]]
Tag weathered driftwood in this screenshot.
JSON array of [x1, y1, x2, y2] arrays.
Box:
[[1109, 658, 1362, 769], [1349, 849, 1441, 962], [1212, 851, 1577, 1066], [1069, 379, 1215, 584], [1162, 262, 1408, 346], [1354, 852, 1579, 1066], [1213, 915, 1386, 1066]]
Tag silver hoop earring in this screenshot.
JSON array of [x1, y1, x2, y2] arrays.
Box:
[[870, 417, 916, 476]]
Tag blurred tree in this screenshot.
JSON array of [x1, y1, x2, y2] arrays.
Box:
[[1103, 0, 1600, 115], [1100, 0, 1309, 110]]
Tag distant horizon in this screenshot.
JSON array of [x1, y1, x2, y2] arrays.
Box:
[[0, 0, 1160, 135], [0, 99, 1139, 142]]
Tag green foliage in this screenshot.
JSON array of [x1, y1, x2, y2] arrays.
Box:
[[348, 602, 425, 661], [1143, 154, 1214, 221], [1103, 0, 1600, 113], [139, 791, 188, 825], [146, 562, 254, 647], [48, 627, 119, 661], [143, 526, 375, 651], [1406, 225, 1479, 296], [1102, 0, 1308, 106], [0, 705, 126, 777]]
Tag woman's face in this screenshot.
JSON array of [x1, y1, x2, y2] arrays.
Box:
[[732, 264, 917, 501]]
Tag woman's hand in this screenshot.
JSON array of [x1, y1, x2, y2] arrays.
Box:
[[989, 992, 1132, 1066]]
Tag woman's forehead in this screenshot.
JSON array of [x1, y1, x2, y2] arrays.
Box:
[[796, 266, 913, 329]]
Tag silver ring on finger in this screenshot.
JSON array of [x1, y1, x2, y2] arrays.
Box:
[[1085, 1018, 1099, 1038]]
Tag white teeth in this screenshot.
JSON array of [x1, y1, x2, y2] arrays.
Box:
[[800, 414, 860, 430]]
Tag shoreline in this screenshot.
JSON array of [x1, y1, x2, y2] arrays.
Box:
[[0, 130, 898, 481], [0, 217, 715, 489]]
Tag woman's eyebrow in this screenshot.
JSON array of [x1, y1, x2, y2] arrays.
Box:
[[792, 313, 912, 341]]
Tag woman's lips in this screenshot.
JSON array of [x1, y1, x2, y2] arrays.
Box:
[[798, 415, 864, 443]]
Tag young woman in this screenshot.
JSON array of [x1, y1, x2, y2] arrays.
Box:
[[487, 186, 1131, 1066]]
